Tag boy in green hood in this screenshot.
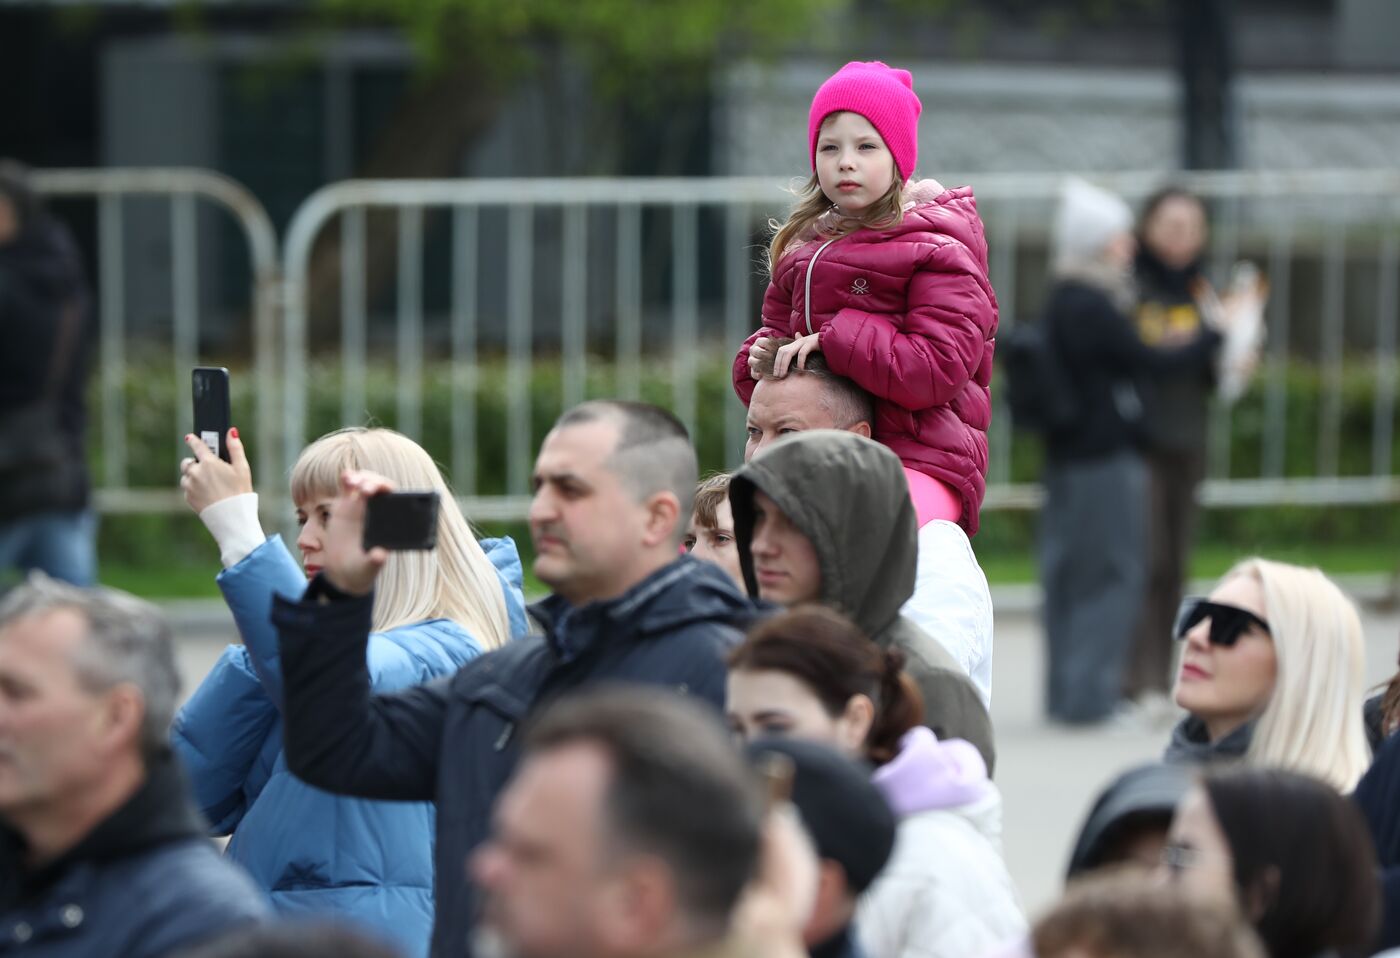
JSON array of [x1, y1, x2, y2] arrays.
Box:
[[729, 430, 996, 774]]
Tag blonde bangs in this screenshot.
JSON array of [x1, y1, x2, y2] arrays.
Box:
[[291, 428, 452, 505], [290, 430, 366, 506], [288, 426, 511, 650]]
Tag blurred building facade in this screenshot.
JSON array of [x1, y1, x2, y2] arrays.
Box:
[[2, 0, 1399, 346]]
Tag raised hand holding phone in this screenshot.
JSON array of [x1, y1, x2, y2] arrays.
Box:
[[320, 469, 396, 597], [179, 428, 252, 514]]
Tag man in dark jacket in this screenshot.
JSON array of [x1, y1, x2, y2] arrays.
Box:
[[728, 430, 996, 774], [472, 688, 767, 958], [1353, 731, 1400, 951], [0, 574, 268, 957], [273, 401, 754, 958], [0, 161, 96, 586]]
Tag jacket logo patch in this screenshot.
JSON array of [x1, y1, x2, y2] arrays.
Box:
[[851, 278, 870, 295]]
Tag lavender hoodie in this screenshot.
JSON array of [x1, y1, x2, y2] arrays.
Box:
[[857, 728, 1025, 958]]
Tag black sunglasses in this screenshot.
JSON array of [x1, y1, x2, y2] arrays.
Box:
[[1174, 597, 1271, 648], [1160, 841, 1199, 878]]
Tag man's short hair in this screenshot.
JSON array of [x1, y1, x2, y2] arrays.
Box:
[[0, 573, 180, 760], [1033, 871, 1265, 958], [752, 339, 875, 430], [525, 687, 762, 935], [554, 401, 699, 529], [691, 473, 732, 530]]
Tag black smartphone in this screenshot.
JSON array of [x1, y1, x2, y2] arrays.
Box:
[[192, 366, 232, 463], [363, 491, 441, 551]]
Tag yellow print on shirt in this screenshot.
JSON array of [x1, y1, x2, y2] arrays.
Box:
[[1138, 303, 1201, 345]]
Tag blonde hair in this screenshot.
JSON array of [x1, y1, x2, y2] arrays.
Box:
[[1227, 557, 1370, 791], [767, 173, 907, 276], [290, 427, 511, 650]]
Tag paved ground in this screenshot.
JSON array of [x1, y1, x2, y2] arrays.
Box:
[[168, 594, 1400, 922]]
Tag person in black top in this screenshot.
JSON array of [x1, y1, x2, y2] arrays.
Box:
[[1125, 186, 1221, 704], [1039, 179, 1221, 724], [0, 161, 96, 586]]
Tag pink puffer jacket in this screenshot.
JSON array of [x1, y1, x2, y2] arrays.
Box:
[[732, 181, 999, 534]]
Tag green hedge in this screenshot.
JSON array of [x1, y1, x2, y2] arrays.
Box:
[[96, 354, 1400, 489], [92, 355, 1400, 596]]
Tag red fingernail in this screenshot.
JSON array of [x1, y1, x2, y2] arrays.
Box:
[[229, 427, 239, 440]]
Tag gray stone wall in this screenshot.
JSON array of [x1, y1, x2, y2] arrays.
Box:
[[716, 61, 1400, 175]]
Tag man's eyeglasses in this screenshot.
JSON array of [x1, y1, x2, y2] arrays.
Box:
[[1160, 842, 1199, 878], [1174, 597, 1271, 648]]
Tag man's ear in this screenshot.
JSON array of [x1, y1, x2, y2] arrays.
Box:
[[805, 858, 856, 947], [846, 421, 872, 439], [598, 855, 677, 954], [98, 684, 146, 756], [641, 492, 682, 549]]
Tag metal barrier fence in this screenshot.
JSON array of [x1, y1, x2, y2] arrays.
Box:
[[25, 167, 1400, 525], [31, 168, 282, 515], [283, 169, 1400, 520]]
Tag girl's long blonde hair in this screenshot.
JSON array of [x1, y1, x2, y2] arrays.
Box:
[[1230, 557, 1370, 791], [766, 173, 907, 277], [291, 427, 511, 650]]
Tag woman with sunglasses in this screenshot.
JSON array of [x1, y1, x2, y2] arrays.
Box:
[[1165, 557, 1370, 792], [1160, 767, 1379, 958]]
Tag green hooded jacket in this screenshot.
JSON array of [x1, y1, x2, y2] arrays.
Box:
[[730, 430, 996, 775]]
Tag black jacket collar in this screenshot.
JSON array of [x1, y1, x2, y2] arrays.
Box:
[[1164, 715, 1254, 766], [529, 557, 754, 663], [0, 751, 206, 907]]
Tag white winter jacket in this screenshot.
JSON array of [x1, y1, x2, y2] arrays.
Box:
[[856, 730, 1026, 958]]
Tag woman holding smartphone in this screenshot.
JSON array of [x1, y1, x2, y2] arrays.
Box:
[[172, 425, 525, 958]]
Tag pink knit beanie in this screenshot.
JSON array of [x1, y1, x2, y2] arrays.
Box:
[[808, 61, 922, 181]]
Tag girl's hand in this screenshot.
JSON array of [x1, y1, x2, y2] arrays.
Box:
[[180, 428, 253, 514], [772, 334, 821, 378], [748, 337, 776, 380]]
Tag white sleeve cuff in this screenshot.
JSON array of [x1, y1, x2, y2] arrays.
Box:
[[198, 493, 267, 569]]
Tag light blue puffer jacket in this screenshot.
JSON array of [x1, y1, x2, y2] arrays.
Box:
[[171, 535, 527, 958]]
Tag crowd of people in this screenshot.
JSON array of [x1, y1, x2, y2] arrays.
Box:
[[0, 58, 1394, 958]]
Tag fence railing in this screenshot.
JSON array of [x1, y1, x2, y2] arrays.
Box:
[[282, 169, 1400, 519], [32, 168, 282, 515], [29, 167, 1400, 525]]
